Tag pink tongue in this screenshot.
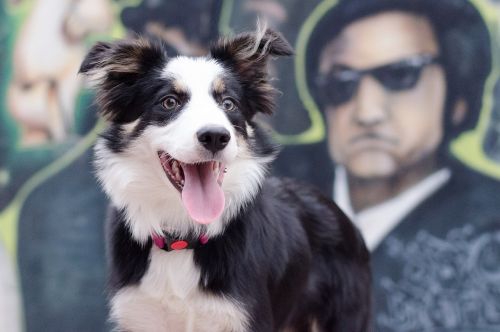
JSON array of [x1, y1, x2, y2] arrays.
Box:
[[181, 163, 225, 224]]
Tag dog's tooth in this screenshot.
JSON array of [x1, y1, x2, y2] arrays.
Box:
[[173, 162, 182, 181], [215, 162, 222, 177]]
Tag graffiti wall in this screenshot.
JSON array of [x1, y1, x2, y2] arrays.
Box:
[[0, 0, 499, 331]]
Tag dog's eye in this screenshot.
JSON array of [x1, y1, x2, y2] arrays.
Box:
[[222, 98, 236, 111], [162, 97, 179, 110]]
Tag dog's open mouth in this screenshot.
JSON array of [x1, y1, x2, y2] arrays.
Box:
[[158, 151, 226, 224]]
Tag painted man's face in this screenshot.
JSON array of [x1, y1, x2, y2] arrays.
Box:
[[319, 11, 447, 179]]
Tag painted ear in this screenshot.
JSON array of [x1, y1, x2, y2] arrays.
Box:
[[79, 38, 168, 123], [210, 28, 293, 116]]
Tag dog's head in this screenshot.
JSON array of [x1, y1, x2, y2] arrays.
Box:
[[80, 29, 293, 241]]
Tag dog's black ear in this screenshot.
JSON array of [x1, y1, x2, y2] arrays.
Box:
[[79, 41, 113, 75], [210, 28, 293, 63], [210, 28, 293, 116], [79, 38, 168, 123]]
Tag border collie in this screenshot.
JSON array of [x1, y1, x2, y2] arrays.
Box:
[[79, 28, 371, 332]]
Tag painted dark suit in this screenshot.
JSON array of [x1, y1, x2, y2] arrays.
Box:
[[370, 162, 500, 331]]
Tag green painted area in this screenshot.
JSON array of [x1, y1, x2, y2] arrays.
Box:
[[0, 120, 105, 259], [219, 0, 234, 36], [276, 0, 338, 145], [452, 0, 500, 178], [0, 1, 34, 263], [0, 0, 128, 263], [0, 3, 129, 329], [0, 203, 20, 261]]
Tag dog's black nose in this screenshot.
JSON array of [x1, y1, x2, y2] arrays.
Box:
[[197, 126, 231, 154]]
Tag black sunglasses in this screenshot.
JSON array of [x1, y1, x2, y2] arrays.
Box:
[[316, 54, 440, 106]]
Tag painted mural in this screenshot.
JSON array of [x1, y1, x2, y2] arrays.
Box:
[[0, 0, 499, 331]]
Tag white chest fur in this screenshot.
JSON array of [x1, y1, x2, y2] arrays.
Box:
[[110, 248, 249, 332]]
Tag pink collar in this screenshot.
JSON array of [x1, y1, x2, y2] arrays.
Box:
[[152, 233, 209, 252]]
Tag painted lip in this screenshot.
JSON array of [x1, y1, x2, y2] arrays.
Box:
[[349, 133, 398, 146], [345, 133, 399, 155]]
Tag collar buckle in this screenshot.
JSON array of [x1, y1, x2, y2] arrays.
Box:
[[152, 233, 209, 252]]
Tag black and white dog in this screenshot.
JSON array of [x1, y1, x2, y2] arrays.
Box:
[[80, 28, 371, 332]]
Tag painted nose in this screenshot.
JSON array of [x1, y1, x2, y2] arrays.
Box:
[[197, 126, 231, 154], [354, 76, 388, 127]]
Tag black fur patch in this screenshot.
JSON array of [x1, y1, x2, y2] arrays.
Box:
[[210, 29, 293, 117], [79, 38, 169, 124], [106, 208, 151, 294]]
